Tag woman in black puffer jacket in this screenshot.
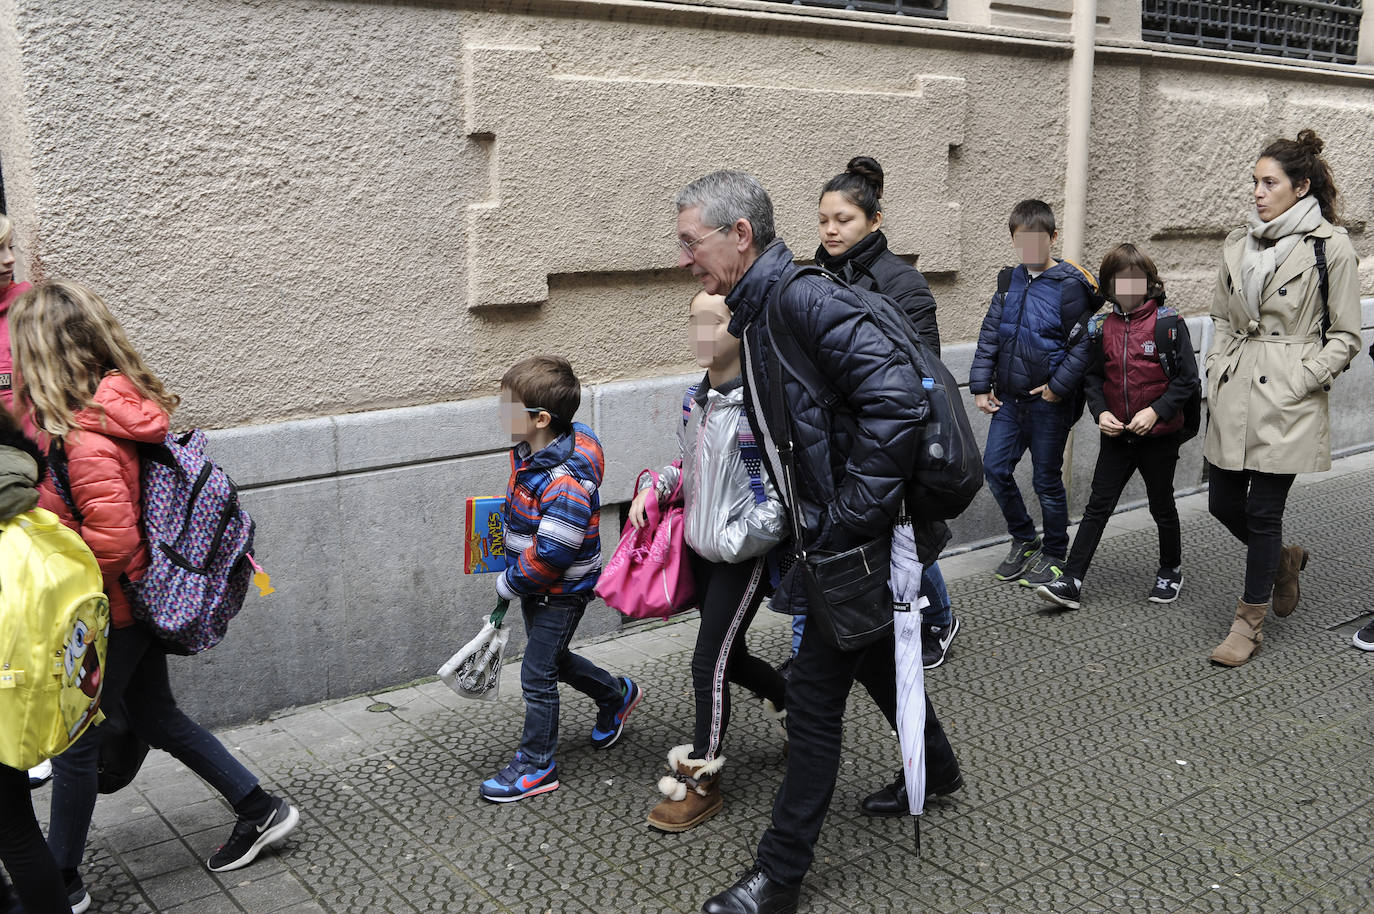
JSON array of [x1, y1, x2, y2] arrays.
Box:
[[815, 156, 940, 354]]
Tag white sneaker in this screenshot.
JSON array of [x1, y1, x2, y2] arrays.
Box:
[[28, 759, 52, 788]]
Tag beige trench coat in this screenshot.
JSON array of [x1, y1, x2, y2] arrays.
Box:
[[1204, 220, 1362, 474]]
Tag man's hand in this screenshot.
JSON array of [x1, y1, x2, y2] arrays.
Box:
[[1127, 406, 1159, 436], [975, 392, 1002, 415], [1099, 411, 1125, 437], [627, 488, 656, 529], [1029, 383, 1062, 403]]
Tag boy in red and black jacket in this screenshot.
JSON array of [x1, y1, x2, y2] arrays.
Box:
[[1037, 244, 1201, 611]]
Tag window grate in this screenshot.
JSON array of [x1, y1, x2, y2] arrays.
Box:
[[761, 0, 947, 19], [1142, 1, 1363, 65]]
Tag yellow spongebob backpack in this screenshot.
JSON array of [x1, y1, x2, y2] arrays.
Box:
[[0, 507, 111, 769]]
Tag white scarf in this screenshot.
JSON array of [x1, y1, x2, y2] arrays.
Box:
[[1239, 196, 1322, 325]]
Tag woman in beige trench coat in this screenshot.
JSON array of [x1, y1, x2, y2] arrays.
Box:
[[1204, 129, 1362, 667]]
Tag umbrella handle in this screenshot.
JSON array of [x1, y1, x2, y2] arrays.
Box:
[[490, 598, 509, 628]]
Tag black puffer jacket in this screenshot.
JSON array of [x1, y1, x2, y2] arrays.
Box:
[[814, 230, 941, 355], [727, 240, 925, 552]]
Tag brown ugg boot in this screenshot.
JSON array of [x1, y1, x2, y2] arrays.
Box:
[[646, 745, 724, 833], [1210, 599, 1268, 667], [1272, 545, 1309, 618]]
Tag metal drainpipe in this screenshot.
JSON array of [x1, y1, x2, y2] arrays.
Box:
[[1061, 0, 1097, 508]]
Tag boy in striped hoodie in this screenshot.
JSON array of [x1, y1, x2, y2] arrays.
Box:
[[481, 355, 642, 802]]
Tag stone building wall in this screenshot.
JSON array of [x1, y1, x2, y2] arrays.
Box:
[[3, 0, 1373, 723]]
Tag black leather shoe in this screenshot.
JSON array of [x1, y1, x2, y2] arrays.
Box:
[[860, 768, 964, 817], [701, 865, 800, 914]]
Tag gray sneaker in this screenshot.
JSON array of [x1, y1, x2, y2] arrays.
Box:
[[1018, 554, 1063, 588], [994, 536, 1041, 581]]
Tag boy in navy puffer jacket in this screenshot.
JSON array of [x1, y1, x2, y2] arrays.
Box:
[[480, 355, 641, 803], [970, 200, 1100, 587]]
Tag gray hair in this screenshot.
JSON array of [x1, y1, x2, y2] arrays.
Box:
[[676, 170, 776, 253]]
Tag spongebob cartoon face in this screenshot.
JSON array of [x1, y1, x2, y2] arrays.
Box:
[[62, 612, 108, 738]]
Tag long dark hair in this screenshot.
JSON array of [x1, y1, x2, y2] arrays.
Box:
[[820, 156, 883, 220], [1259, 129, 1339, 224]]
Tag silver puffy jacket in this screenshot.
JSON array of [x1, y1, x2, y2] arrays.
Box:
[[655, 377, 786, 564]]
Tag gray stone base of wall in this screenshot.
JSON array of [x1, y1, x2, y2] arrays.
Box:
[[174, 303, 1374, 727]]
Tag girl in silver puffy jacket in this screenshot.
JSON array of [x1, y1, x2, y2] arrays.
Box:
[[628, 291, 787, 833]]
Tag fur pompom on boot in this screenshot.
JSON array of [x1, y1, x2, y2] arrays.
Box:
[[646, 745, 725, 833], [1272, 545, 1309, 618], [1210, 599, 1267, 667]]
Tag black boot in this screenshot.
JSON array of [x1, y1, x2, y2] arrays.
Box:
[[860, 767, 964, 817], [701, 865, 800, 914]]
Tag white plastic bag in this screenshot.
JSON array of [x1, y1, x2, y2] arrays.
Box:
[[438, 601, 510, 701]]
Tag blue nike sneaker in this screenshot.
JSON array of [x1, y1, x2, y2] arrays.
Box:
[[591, 676, 642, 749], [479, 752, 560, 803]]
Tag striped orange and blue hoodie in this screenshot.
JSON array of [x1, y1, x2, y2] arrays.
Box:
[[494, 422, 604, 600]]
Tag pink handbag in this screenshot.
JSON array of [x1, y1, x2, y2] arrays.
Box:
[[596, 469, 696, 620]]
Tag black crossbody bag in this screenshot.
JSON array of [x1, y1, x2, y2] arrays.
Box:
[[763, 305, 893, 652]]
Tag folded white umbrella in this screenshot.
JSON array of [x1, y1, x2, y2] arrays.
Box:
[[438, 599, 510, 702], [890, 517, 928, 829]]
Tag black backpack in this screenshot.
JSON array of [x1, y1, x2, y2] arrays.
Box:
[[1153, 312, 1202, 443], [770, 266, 983, 521]]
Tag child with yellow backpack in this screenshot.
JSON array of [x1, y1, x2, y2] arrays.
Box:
[[0, 404, 107, 914]]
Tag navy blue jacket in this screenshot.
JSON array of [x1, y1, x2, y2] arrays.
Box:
[[969, 260, 1100, 400], [728, 240, 925, 552]]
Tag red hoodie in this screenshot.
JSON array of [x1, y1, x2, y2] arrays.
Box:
[[0, 280, 32, 413], [39, 373, 170, 627]]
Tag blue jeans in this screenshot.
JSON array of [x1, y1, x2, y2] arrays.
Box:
[[48, 624, 260, 872], [982, 394, 1075, 559], [517, 593, 623, 767], [790, 561, 952, 655]]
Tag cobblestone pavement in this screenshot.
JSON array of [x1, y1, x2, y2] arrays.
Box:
[[32, 453, 1374, 914]]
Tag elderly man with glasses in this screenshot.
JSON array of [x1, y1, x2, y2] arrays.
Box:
[[674, 171, 962, 914]]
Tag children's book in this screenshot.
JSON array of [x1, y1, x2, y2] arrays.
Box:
[[464, 497, 508, 574]]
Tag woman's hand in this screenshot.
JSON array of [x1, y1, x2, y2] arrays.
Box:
[[628, 487, 657, 529], [1099, 411, 1125, 437], [975, 392, 1002, 415], [1126, 406, 1158, 436]]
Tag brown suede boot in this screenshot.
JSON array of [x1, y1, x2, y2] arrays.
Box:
[[646, 745, 724, 833], [1272, 545, 1309, 618], [1210, 599, 1268, 667]]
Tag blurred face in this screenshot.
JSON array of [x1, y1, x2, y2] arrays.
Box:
[[1012, 229, 1055, 268], [677, 206, 751, 296], [0, 237, 14, 287], [688, 293, 738, 371], [498, 389, 551, 445], [1112, 266, 1150, 312], [817, 192, 881, 257], [1253, 156, 1310, 223]]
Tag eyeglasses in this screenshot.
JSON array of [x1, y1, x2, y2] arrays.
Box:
[[678, 225, 727, 256]]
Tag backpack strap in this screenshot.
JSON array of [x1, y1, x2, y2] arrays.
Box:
[[736, 410, 767, 507], [996, 266, 1015, 296], [1314, 237, 1331, 345], [682, 384, 698, 427], [1154, 309, 1182, 378], [47, 441, 84, 524]]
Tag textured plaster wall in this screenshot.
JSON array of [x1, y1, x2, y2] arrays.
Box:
[[2, 2, 1372, 431]]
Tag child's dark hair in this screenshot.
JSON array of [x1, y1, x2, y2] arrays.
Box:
[[1098, 243, 1165, 307], [501, 355, 580, 434], [820, 156, 883, 220], [1259, 128, 1339, 224], [1008, 199, 1056, 237]]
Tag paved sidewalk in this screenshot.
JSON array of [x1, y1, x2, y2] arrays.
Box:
[[33, 453, 1374, 914]]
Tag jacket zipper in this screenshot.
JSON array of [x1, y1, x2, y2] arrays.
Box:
[[1121, 316, 1132, 420]]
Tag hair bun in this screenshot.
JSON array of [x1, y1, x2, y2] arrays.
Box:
[[1296, 128, 1325, 156], [845, 156, 884, 199]]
